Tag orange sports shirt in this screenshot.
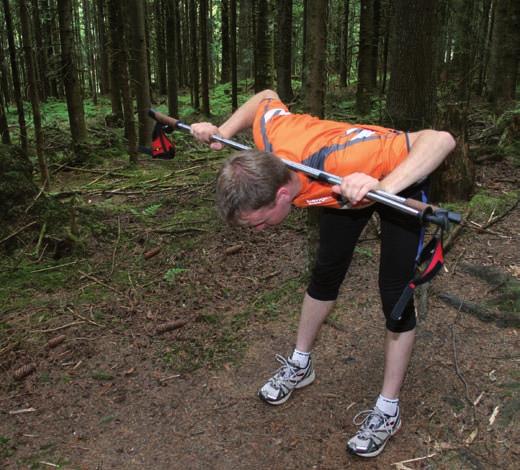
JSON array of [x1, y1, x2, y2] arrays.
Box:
[[252, 99, 410, 209]]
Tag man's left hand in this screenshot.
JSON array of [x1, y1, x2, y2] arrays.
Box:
[[331, 172, 380, 206]]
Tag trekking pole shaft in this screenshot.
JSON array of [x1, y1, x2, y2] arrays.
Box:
[[147, 109, 461, 226]]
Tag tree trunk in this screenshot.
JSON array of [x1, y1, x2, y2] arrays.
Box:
[[3, 0, 28, 153], [0, 30, 11, 144], [199, 0, 211, 115], [20, 0, 50, 189], [356, 0, 374, 115], [275, 0, 293, 102], [230, 0, 238, 110], [475, 0, 492, 97], [96, 0, 111, 95], [339, 0, 350, 87], [0, 92, 9, 144], [221, 0, 231, 83], [108, 0, 137, 164], [166, 0, 179, 117], [31, 0, 47, 101], [155, 0, 167, 95], [57, 0, 88, 148], [254, 0, 273, 93], [238, 0, 254, 80], [189, 0, 200, 109], [82, 0, 97, 102], [128, 0, 152, 146], [302, 0, 327, 117], [430, 104, 474, 201], [487, 0, 520, 110], [42, 0, 60, 98], [451, 0, 479, 103], [107, 0, 123, 121], [386, 0, 438, 130]]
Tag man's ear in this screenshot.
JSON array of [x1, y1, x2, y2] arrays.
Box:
[[275, 185, 291, 203]]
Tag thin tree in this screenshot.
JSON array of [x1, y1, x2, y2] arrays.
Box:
[[356, 0, 375, 115], [3, 0, 28, 153], [302, 0, 327, 117], [339, 0, 350, 87], [275, 0, 293, 102], [0, 31, 11, 144], [0, 93, 9, 144], [155, 0, 167, 95], [199, 0, 210, 115], [96, 0, 110, 95], [108, 0, 137, 163], [221, 0, 231, 83], [57, 0, 88, 154], [107, 0, 123, 121], [189, 0, 200, 109], [20, 0, 50, 189], [230, 0, 238, 110], [127, 0, 152, 146], [166, 0, 179, 117], [42, 0, 59, 98], [31, 0, 47, 101]]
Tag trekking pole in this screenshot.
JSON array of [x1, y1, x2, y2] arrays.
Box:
[[148, 109, 461, 229]]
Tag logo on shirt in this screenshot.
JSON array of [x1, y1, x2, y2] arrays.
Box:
[[305, 196, 335, 206], [346, 128, 376, 141]]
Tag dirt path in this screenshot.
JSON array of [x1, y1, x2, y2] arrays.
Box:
[[1, 160, 518, 469]]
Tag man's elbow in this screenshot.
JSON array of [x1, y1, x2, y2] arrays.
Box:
[[259, 89, 279, 101], [438, 130, 456, 153]]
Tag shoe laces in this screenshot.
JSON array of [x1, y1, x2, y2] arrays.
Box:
[[353, 408, 394, 438], [269, 354, 303, 389]]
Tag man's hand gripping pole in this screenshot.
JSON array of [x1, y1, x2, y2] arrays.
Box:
[[148, 109, 461, 229]]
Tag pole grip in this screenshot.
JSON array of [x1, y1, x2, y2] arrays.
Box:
[[148, 109, 180, 128], [403, 198, 436, 214]]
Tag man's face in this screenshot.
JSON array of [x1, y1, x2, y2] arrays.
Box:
[[240, 197, 292, 231]]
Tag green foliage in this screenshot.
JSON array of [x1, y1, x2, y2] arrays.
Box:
[[130, 203, 162, 219], [163, 267, 186, 283], [0, 144, 38, 223], [0, 436, 14, 459]]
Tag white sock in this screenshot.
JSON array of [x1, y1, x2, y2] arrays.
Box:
[[376, 394, 399, 416], [291, 349, 310, 368]]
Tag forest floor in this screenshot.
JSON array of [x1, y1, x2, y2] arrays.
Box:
[[0, 126, 519, 469]]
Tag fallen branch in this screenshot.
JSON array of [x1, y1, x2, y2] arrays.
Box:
[[32, 320, 85, 333], [30, 259, 85, 273], [109, 216, 121, 276], [79, 270, 121, 294], [391, 453, 437, 468], [9, 407, 36, 415], [0, 221, 38, 244]]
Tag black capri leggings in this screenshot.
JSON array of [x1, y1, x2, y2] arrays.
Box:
[[307, 182, 428, 333]]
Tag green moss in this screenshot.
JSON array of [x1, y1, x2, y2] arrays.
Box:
[[468, 190, 518, 224]]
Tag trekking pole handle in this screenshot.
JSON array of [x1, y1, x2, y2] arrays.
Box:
[[148, 109, 251, 151]]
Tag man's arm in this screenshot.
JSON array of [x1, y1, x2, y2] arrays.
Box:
[[191, 89, 279, 149], [332, 130, 456, 205]]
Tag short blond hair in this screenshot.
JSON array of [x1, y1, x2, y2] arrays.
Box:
[[216, 150, 291, 224]]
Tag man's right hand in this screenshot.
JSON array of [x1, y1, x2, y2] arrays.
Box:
[[190, 122, 224, 150]]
